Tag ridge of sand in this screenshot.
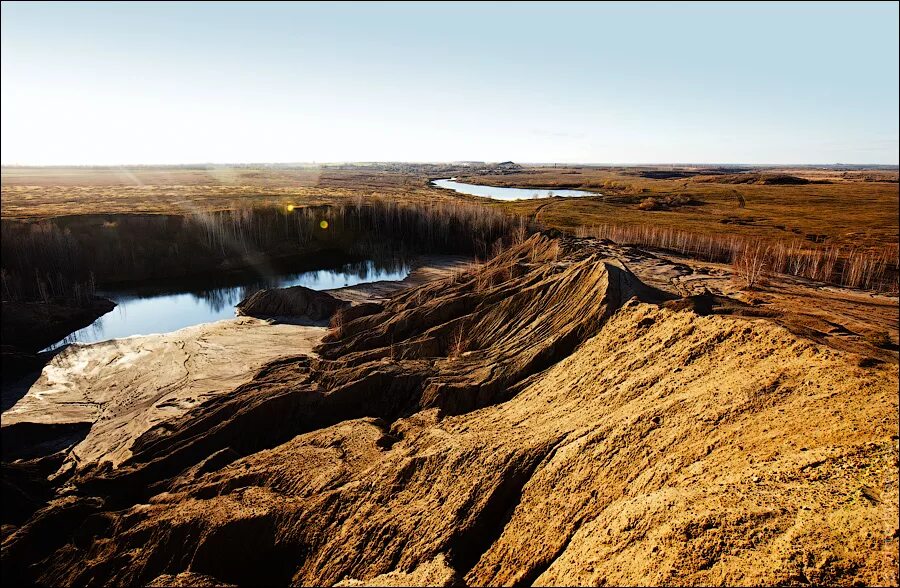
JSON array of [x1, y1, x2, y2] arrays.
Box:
[[2, 236, 897, 586], [1, 256, 471, 474]]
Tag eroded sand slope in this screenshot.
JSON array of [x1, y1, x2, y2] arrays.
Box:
[[2, 236, 897, 587]]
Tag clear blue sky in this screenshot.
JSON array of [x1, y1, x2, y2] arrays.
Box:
[[2, 1, 898, 165]]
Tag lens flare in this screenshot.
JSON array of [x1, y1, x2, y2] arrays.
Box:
[[319, 220, 329, 229]]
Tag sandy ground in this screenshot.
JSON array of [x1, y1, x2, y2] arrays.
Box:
[[1, 256, 472, 473], [329, 254, 472, 304], [2, 317, 325, 471], [8, 236, 894, 587], [641, 249, 899, 360]]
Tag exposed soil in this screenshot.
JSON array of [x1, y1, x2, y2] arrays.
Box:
[[1, 255, 471, 469], [1, 235, 897, 587], [237, 287, 349, 322]]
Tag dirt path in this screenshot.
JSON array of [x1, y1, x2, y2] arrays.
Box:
[[530, 198, 562, 225]]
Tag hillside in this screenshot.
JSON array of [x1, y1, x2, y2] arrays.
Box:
[[2, 236, 897, 586]]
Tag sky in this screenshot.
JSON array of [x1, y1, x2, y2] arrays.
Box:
[[1, 1, 898, 165]]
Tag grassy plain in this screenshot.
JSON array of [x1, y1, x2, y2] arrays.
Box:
[[3, 164, 896, 251], [458, 166, 899, 249], [0, 165, 450, 218]]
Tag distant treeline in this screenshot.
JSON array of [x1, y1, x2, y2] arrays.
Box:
[[1, 200, 526, 305]]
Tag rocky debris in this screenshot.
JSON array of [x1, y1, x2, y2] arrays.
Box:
[[1, 235, 897, 587], [236, 284, 348, 322]]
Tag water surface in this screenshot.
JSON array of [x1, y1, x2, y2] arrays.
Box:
[[45, 260, 410, 350], [432, 178, 596, 201]]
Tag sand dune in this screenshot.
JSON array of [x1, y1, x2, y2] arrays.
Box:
[[2, 236, 897, 586]]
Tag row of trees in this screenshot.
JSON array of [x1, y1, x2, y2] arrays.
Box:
[[1, 200, 531, 305]]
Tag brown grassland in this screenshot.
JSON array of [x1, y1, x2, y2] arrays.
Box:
[[3, 164, 896, 249], [456, 166, 899, 249], [0, 167, 432, 218]]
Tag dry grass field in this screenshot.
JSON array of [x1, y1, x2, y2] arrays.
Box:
[[0, 166, 449, 219], [4, 164, 895, 249], [458, 166, 899, 249]]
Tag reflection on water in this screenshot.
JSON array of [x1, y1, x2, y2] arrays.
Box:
[[44, 260, 410, 351], [431, 178, 596, 201]]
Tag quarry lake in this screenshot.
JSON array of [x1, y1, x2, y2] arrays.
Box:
[[44, 260, 410, 351], [431, 178, 596, 200]]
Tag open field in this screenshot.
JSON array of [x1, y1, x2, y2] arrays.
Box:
[[0, 165, 464, 218], [0, 163, 552, 219], [4, 164, 897, 248], [463, 166, 899, 293], [458, 165, 899, 249]]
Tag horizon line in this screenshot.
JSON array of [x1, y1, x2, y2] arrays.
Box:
[[3, 161, 898, 169]]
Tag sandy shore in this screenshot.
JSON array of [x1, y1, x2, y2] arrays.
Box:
[[2, 317, 326, 471], [1, 255, 472, 472]]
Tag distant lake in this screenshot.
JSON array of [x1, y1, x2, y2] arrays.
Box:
[[431, 178, 596, 201], [43, 260, 410, 351]]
